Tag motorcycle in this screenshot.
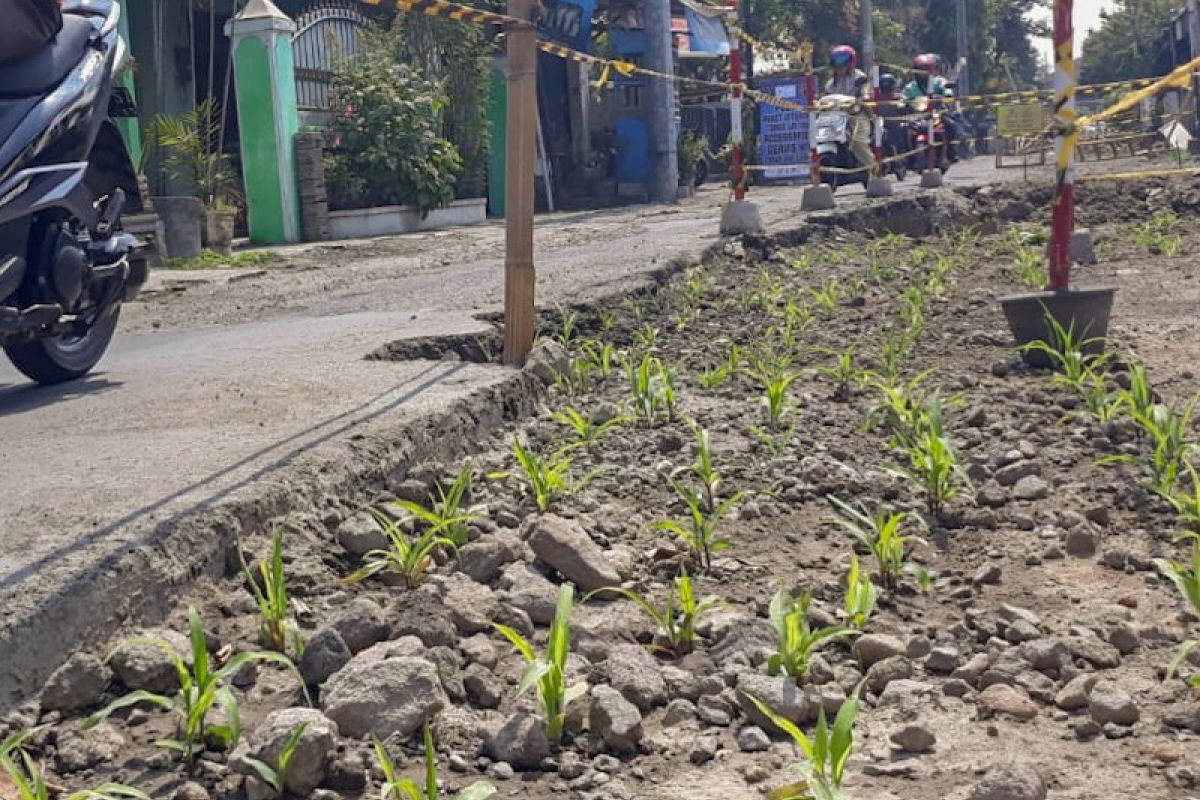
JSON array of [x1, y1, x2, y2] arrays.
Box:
[[0, 0, 145, 385], [812, 94, 869, 193], [906, 95, 953, 174]]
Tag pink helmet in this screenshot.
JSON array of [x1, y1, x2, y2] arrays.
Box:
[[830, 45, 857, 71]]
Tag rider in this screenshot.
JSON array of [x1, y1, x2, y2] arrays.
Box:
[[824, 45, 874, 174], [876, 73, 910, 158], [0, 0, 63, 64], [902, 53, 961, 163]]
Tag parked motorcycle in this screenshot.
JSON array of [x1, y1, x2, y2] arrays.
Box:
[[0, 0, 145, 385], [812, 94, 870, 193]]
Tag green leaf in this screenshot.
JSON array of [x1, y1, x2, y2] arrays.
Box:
[[424, 720, 438, 800], [83, 690, 173, 730], [492, 624, 536, 662], [238, 756, 283, 795]]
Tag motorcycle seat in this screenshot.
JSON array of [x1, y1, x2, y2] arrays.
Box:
[[0, 15, 94, 99]]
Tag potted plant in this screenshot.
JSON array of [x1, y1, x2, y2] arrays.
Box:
[[147, 99, 241, 256], [677, 131, 706, 198]]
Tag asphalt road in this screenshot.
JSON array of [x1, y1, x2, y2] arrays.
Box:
[[0, 159, 1002, 688]]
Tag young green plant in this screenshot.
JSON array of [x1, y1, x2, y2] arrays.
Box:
[[391, 466, 479, 548], [767, 589, 857, 679], [239, 723, 308, 798], [494, 584, 585, 743], [509, 437, 573, 513], [552, 406, 628, 450], [842, 553, 878, 630], [829, 496, 925, 592], [655, 474, 746, 572], [586, 570, 723, 658], [747, 684, 862, 800], [2, 728, 150, 800], [344, 508, 460, 587], [85, 608, 305, 762], [374, 720, 496, 800], [238, 528, 304, 656], [1153, 531, 1200, 689]]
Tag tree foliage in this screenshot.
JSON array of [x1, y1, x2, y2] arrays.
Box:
[[1080, 0, 1177, 85]]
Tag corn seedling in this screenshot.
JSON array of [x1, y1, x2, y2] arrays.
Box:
[[864, 370, 938, 450], [551, 355, 596, 396], [891, 421, 968, 518], [828, 497, 924, 592], [655, 473, 747, 571], [1132, 396, 1199, 495], [791, 253, 813, 274], [634, 323, 660, 352], [586, 571, 723, 658], [2, 728, 149, 800], [747, 684, 862, 800], [1010, 246, 1047, 289], [1079, 371, 1124, 423], [552, 406, 629, 449], [555, 304, 578, 345], [509, 437, 573, 513], [1165, 462, 1200, 537], [240, 723, 308, 798], [344, 508, 460, 587], [698, 362, 734, 390], [817, 347, 861, 402], [86, 608, 305, 762], [1135, 211, 1183, 257], [238, 529, 303, 656], [686, 424, 722, 512], [494, 584, 585, 743], [580, 339, 618, 378], [1154, 532, 1200, 689], [842, 553, 878, 630], [767, 589, 857, 679], [810, 280, 841, 312], [628, 353, 676, 424], [390, 466, 479, 549], [374, 720, 496, 800], [596, 308, 617, 331], [1021, 313, 1110, 395], [1122, 362, 1156, 421]]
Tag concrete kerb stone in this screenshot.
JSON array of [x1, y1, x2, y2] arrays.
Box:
[[719, 200, 764, 235], [1071, 229, 1097, 265], [801, 184, 836, 211], [866, 177, 895, 198], [920, 169, 945, 189]]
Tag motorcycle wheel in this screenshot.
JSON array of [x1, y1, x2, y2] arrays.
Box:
[[5, 305, 120, 385], [892, 158, 908, 182], [819, 154, 840, 194]]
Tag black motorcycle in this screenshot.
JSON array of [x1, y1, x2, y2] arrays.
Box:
[[0, 0, 144, 385]]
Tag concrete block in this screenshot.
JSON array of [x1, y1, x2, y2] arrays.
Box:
[[719, 200, 764, 235], [801, 184, 836, 211], [866, 177, 894, 198], [1071, 229, 1097, 265], [919, 169, 944, 189]]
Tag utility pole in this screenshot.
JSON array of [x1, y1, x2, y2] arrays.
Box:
[[502, 0, 537, 366], [955, 0, 969, 97], [644, 0, 679, 202], [1187, 0, 1200, 133], [859, 0, 875, 73]]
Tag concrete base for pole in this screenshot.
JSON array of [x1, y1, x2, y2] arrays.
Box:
[[919, 169, 944, 188], [719, 200, 764, 235], [1071, 228, 1097, 265], [1000, 286, 1117, 368], [801, 184, 835, 211], [866, 176, 894, 197]]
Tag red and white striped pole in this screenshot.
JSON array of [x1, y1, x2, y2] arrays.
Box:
[[808, 69, 820, 185], [1048, 0, 1077, 290], [728, 4, 746, 201]]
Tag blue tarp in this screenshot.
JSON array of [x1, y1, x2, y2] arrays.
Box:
[[682, 2, 730, 55]]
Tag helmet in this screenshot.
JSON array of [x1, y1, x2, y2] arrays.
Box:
[[879, 72, 897, 91], [913, 53, 939, 75], [830, 45, 857, 71]]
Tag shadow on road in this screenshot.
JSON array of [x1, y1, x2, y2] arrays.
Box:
[[0, 360, 466, 592], [0, 375, 123, 418]]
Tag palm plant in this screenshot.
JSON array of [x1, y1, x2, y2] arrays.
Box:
[[146, 98, 239, 209]]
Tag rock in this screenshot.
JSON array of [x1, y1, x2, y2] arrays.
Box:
[[1020, 638, 1070, 673], [391, 588, 459, 648], [441, 574, 498, 635], [852, 634, 906, 667], [173, 782, 209, 800], [968, 759, 1047, 800], [1105, 621, 1140, 654], [689, 734, 720, 765], [926, 646, 960, 674], [460, 634, 498, 669], [434, 705, 485, 757], [331, 598, 390, 654], [464, 663, 504, 709], [708, 617, 777, 666], [866, 655, 913, 693], [459, 532, 523, 584], [1067, 636, 1121, 668], [973, 564, 1003, 585], [427, 645, 465, 702], [590, 685, 643, 754], [737, 725, 771, 752], [485, 713, 551, 771], [499, 563, 559, 625], [527, 515, 622, 592], [600, 644, 666, 711], [487, 762, 515, 781], [41, 652, 109, 713], [877, 679, 936, 709], [696, 695, 734, 727], [736, 673, 810, 731], [527, 339, 570, 384], [663, 698, 699, 727], [321, 653, 446, 739], [109, 629, 191, 693], [326, 750, 368, 791], [1088, 680, 1139, 726], [1064, 527, 1099, 557], [54, 722, 126, 773], [1164, 704, 1200, 733], [906, 636, 932, 659], [1012, 476, 1050, 501], [1054, 674, 1097, 711], [994, 461, 1038, 487], [953, 652, 991, 684], [978, 684, 1038, 721], [1004, 619, 1042, 644], [299, 628, 352, 686], [890, 724, 936, 753], [336, 512, 387, 557], [232, 708, 338, 796], [662, 666, 724, 701]]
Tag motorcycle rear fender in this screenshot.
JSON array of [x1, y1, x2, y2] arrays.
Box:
[[816, 143, 839, 155]]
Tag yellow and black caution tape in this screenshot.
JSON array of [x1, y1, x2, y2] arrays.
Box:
[[1077, 166, 1200, 182], [371, 0, 529, 27]]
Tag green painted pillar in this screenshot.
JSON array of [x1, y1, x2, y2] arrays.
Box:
[[225, 0, 301, 244], [487, 65, 507, 218], [114, 0, 143, 168]]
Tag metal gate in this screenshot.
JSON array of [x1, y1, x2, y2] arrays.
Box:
[[293, 0, 373, 125]]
